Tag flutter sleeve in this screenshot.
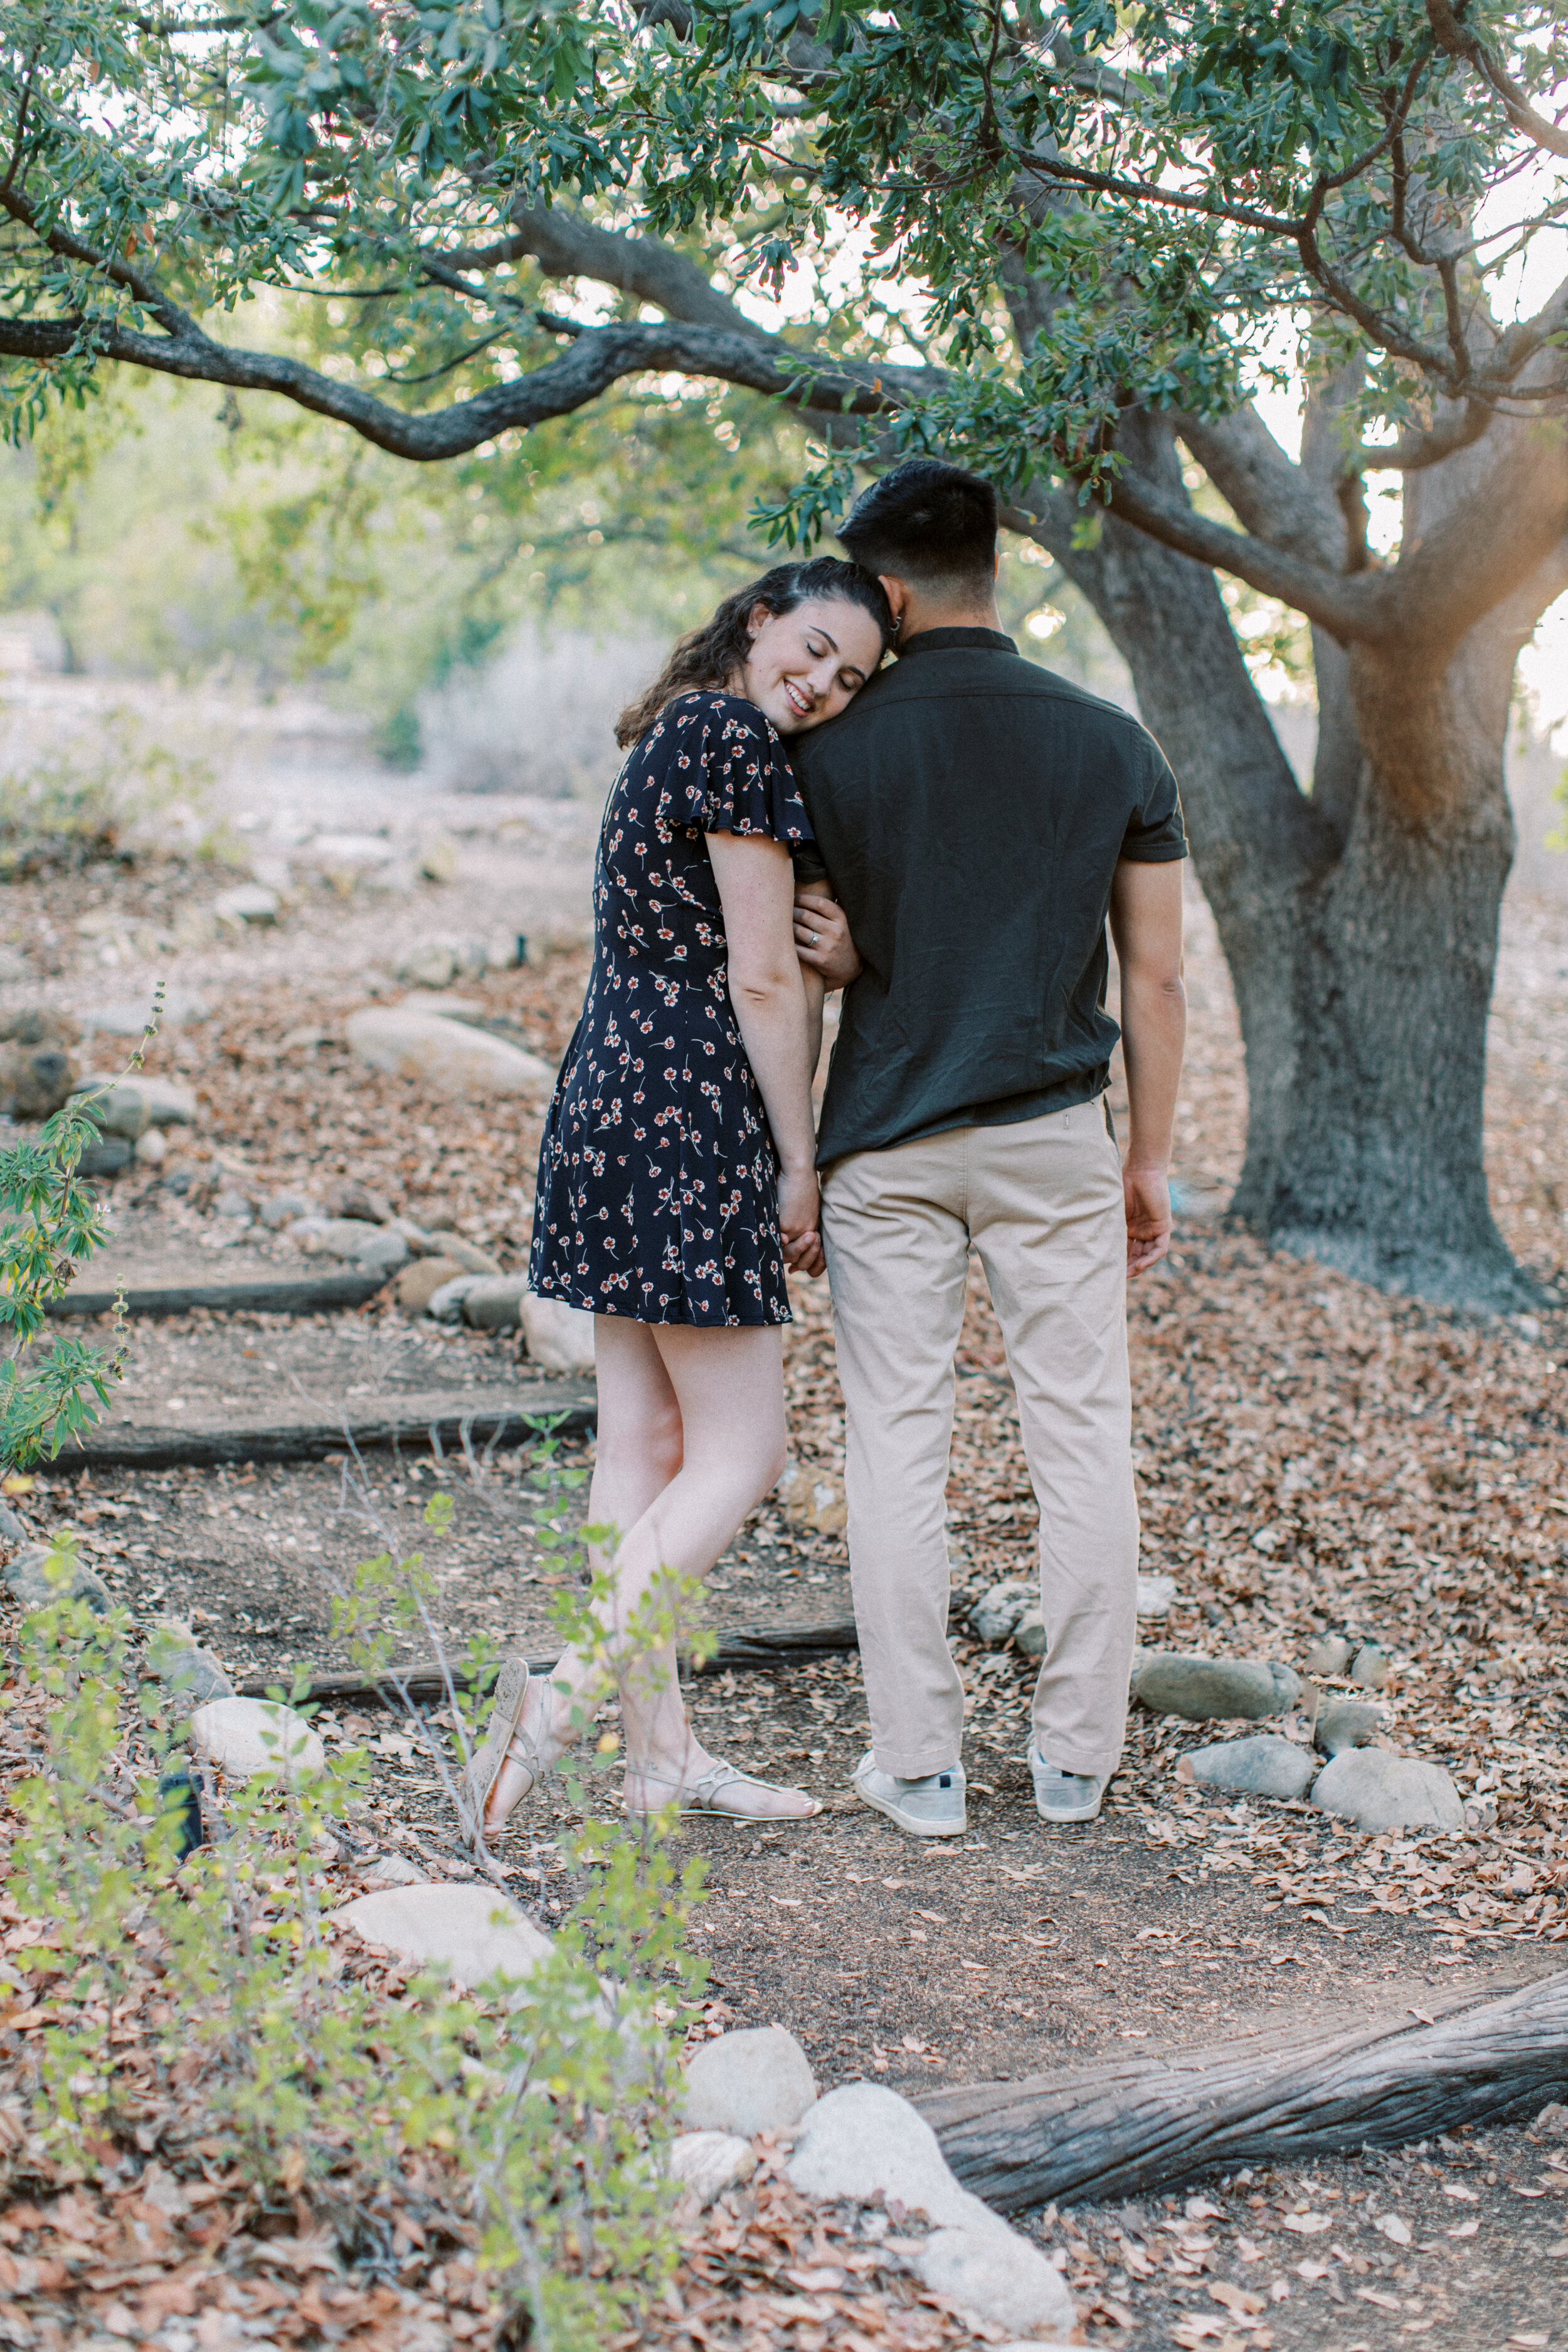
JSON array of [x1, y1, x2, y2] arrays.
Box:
[[655, 692, 815, 848]]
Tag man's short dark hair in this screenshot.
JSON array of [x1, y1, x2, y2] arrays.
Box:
[[837, 458, 999, 593]]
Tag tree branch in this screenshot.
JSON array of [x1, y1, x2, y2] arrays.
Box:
[[445, 204, 754, 336], [1426, 0, 1568, 159], [1175, 407, 1347, 569]]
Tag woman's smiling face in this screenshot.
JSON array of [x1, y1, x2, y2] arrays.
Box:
[[736, 596, 885, 734]]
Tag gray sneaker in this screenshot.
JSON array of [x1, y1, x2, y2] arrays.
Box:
[[851, 1751, 967, 1838], [1029, 1750, 1106, 1824]]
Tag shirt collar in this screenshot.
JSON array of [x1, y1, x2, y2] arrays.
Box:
[[896, 626, 1017, 659]]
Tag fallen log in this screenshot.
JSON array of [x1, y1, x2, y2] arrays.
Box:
[[64, 1384, 597, 1471], [239, 1619, 860, 1704], [45, 1262, 393, 1319], [916, 1970, 1568, 2212]]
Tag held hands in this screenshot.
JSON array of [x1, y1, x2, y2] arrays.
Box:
[[1123, 1162, 1173, 1278], [778, 1164, 825, 1279], [793, 889, 863, 991]]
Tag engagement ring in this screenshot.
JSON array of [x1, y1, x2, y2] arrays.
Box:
[[807, 930, 820, 945]]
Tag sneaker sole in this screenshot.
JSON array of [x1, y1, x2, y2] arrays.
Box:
[[1034, 1795, 1103, 1823], [852, 1775, 967, 1839]]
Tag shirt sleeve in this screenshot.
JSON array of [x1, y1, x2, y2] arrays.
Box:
[[1119, 739, 1189, 863], [656, 693, 816, 848]]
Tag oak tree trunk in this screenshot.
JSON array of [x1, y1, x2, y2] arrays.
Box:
[[1041, 421, 1535, 1310]]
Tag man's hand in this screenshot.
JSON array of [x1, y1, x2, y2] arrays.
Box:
[[793, 889, 862, 990], [1123, 1163, 1172, 1277]]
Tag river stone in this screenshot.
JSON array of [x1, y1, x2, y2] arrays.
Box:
[[346, 1005, 553, 1098], [970, 1579, 1033, 1643], [1315, 1697, 1392, 1756], [3, 1540, 113, 1614], [1303, 1633, 1356, 1678], [324, 1177, 392, 1223], [396, 1254, 472, 1313], [146, 1621, 235, 1710], [1311, 1749, 1463, 1833], [334, 1883, 554, 1989], [1132, 1651, 1301, 1722], [463, 1276, 529, 1330], [74, 1074, 198, 1136], [521, 1292, 596, 1372], [291, 1216, 406, 1269], [398, 941, 460, 989], [684, 2025, 817, 2136], [0, 1500, 28, 1544], [1137, 1572, 1179, 1616], [1351, 1641, 1392, 1688], [787, 2084, 1075, 2343], [1014, 1613, 1047, 1660], [428, 1273, 480, 1322], [1178, 1734, 1318, 1800], [669, 2131, 757, 2207], [188, 1697, 325, 1786], [260, 1189, 312, 1229], [213, 882, 280, 926]]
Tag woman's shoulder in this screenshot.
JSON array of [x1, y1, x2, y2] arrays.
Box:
[[652, 690, 781, 751]]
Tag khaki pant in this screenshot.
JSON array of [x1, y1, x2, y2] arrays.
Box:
[[820, 1104, 1138, 1784]]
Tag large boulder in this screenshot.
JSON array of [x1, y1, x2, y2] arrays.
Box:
[[333, 1882, 554, 1991], [521, 1293, 596, 1372], [188, 1697, 324, 1786], [683, 2025, 817, 2137], [1311, 1750, 1463, 1833], [1132, 1651, 1301, 1722], [346, 1005, 553, 1098], [787, 2084, 1075, 2343]]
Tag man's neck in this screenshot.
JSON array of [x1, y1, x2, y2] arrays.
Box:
[[898, 596, 1004, 642]]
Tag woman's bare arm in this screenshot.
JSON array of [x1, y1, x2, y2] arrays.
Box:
[[709, 831, 824, 1276]]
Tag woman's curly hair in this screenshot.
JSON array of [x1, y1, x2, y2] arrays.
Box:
[[614, 557, 894, 748]]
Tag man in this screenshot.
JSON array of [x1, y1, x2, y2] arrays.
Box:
[[790, 457, 1187, 1835]]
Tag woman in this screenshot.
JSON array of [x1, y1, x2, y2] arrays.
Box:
[[464, 558, 892, 1845]]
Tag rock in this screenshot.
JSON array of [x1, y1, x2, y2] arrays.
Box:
[[3, 1540, 114, 1614], [213, 1187, 254, 1222], [0, 1029, 76, 1118], [396, 1255, 473, 1314], [684, 2025, 818, 2137], [435, 1234, 502, 1274], [290, 1216, 406, 1269], [1535, 2101, 1568, 2139], [188, 1697, 325, 1786], [333, 1882, 554, 1989], [520, 1292, 597, 1372], [970, 1578, 1034, 1644], [398, 941, 460, 988], [669, 2131, 757, 2208], [82, 990, 209, 1036], [213, 883, 279, 926], [361, 1853, 428, 1890], [1303, 1633, 1356, 1678], [324, 1178, 392, 1224], [1137, 1572, 1179, 1616], [429, 1274, 481, 1323], [146, 1621, 235, 1710], [418, 835, 459, 884], [775, 1456, 847, 1536], [1131, 1651, 1301, 1722], [345, 1006, 554, 1098], [1177, 1734, 1318, 1800], [487, 931, 526, 972], [462, 1275, 529, 1330], [260, 1189, 312, 1229], [0, 1500, 27, 1543], [1315, 1697, 1392, 1757], [73, 1074, 197, 1136], [1311, 1749, 1463, 1833], [1013, 1613, 1047, 1660], [786, 2084, 1075, 2343], [79, 1134, 132, 1177], [1351, 1641, 1392, 1688], [134, 1128, 167, 1166]]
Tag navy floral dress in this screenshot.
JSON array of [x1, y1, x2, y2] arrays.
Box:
[[529, 692, 815, 1325]]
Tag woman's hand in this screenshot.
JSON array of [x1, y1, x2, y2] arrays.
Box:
[[793, 889, 862, 991], [778, 1163, 825, 1279]]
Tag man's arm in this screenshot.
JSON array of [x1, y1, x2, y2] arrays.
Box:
[[1108, 859, 1187, 1278]]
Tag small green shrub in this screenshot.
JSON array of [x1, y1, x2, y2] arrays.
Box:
[[0, 711, 215, 877]]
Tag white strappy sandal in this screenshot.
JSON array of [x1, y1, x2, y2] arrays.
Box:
[[625, 1757, 821, 1823], [460, 1658, 546, 1849]]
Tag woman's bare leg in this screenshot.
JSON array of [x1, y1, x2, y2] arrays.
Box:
[[492, 1317, 813, 1825]]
